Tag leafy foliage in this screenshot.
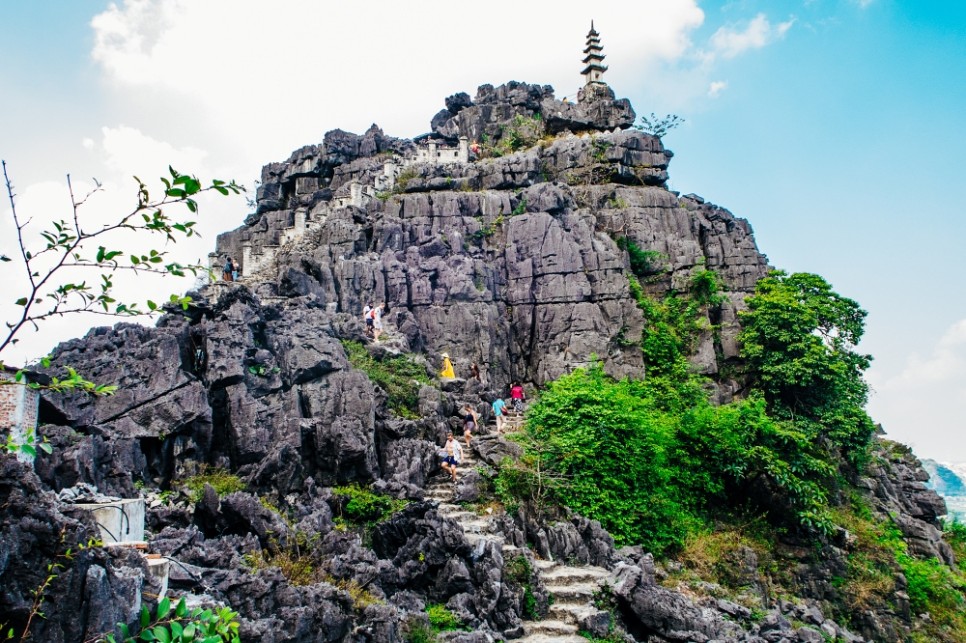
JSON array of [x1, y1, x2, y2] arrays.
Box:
[[1, 163, 243, 357], [615, 237, 665, 280], [738, 271, 876, 465], [341, 340, 431, 418], [331, 484, 408, 525], [181, 468, 246, 503], [496, 270, 879, 552], [105, 596, 240, 643]]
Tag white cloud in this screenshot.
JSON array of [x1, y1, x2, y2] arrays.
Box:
[[708, 13, 795, 60], [708, 81, 728, 97], [99, 125, 209, 178], [88, 0, 708, 161], [867, 318, 966, 461], [855, 0, 875, 8], [0, 127, 244, 367]]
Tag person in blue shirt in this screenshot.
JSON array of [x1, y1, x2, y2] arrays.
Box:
[[492, 397, 507, 433]]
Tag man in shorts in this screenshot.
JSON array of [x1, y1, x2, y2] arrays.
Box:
[[440, 432, 462, 482]]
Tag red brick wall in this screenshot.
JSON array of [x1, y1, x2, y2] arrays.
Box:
[[1, 370, 41, 441]]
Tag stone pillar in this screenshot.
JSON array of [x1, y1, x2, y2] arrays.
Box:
[[294, 208, 307, 234], [428, 141, 438, 165], [242, 244, 253, 274], [350, 181, 362, 207], [459, 136, 469, 163]]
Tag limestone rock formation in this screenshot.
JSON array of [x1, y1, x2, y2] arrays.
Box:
[[1, 78, 951, 643]]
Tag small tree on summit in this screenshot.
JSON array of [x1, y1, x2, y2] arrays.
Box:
[[634, 113, 685, 138]]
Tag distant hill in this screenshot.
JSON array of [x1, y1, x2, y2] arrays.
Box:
[[922, 459, 966, 522]]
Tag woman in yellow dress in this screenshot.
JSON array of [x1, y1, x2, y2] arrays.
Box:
[[439, 352, 455, 379]]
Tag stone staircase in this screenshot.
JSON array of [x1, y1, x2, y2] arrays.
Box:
[[424, 418, 613, 642]]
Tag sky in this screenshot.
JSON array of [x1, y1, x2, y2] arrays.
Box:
[[1, 0, 964, 461]]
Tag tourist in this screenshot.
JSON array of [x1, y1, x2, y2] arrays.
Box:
[[223, 257, 234, 282], [231, 258, 239, 281], [492, 396, 507, 433], [439, 352, 455, 379], [462, 404, 478, 448], [372, 303, 385, 342], [510, 382, 526, 414], [440, 432, 462, 482], [363, 302, 374, 338]]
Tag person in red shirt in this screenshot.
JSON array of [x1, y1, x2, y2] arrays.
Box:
[[510, 382, 525, 414]]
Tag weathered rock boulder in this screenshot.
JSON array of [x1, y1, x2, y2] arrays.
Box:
[[0, 456, 148, 643]]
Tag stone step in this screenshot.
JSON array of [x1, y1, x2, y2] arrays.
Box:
[[521, 619, 579, 636], [438, 510, 479, 522], [548, 602, 605, 625], [515, 634, 587, 643], [543, 582, 602, 602], [533, 559, 558, 571], [457, 518, 493, 533], [541, 565, 610, 586], [465, 532, 503, 547]]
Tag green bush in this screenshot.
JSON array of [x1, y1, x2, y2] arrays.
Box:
[[341, 340, 431, 418], [182, 468, 246, 503], [425, 604, 463, 631], [331, 484, 408, 525]]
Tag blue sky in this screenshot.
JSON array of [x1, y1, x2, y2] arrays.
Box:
[[1, 0, 964, 461]]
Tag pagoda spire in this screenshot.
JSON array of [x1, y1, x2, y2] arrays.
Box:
[[581, 20, 608, 85]]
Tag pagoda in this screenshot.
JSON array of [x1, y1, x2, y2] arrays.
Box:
[[581, 21, 608, 85]]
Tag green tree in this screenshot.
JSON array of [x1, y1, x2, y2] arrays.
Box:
[[738, 271, 876, 462]]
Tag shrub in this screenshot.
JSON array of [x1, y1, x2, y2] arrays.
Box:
[[425, 604, 463, 631], [331, 484, 408, 525], [182, 468, 246, 503], [341, 340, 431, 418]]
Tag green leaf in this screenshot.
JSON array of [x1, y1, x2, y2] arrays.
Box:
[[175, 598, 187, 618], [140, 606, 150, 629], [152, 625, 170, 643], [15, 297, 27, 306], [157, 596, 171, 620], [39, 442, 53, 454]]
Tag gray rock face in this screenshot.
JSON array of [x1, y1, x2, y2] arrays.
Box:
[[220, 122, 767, 393], [429, 80, 635, 142]]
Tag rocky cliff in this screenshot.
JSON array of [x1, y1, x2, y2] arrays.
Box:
[[1, 81, 956, 642]]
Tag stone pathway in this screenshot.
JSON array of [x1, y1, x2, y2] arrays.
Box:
[[424, 415, 613, 642]]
